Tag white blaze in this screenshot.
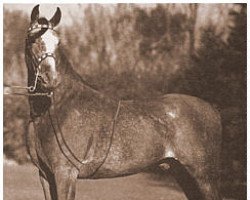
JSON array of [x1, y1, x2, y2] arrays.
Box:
[[165, 149, 176, 158], [41, 31, 59, 79], [41, 31, 59, 53]]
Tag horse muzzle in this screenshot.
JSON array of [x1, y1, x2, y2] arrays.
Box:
[[42, 78, 60, 91], [39, 58, 60, 91]]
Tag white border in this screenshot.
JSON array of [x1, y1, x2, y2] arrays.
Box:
[[1, 2, 3, 200], [1, 0, 249, 3], [247, 3, 249, 200], [1, 1, 248, 200]]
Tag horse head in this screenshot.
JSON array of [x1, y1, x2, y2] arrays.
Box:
[[26, 5, 61, 92]]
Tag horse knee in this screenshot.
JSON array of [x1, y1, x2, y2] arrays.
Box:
[[54, 166, 78, 180]]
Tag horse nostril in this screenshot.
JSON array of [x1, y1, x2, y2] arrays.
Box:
[[53, 80, 59, 88], [43, 72, 50, 83], [40, 66, 58, 88], [45, 72, 50, 79]]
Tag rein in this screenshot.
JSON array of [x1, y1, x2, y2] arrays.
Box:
[[7, 21, 119, 175], [46, 93, 121, 174]]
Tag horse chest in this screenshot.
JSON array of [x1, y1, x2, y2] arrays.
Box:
[[27, 121, 40, 166], [27, 118, 52, 170]]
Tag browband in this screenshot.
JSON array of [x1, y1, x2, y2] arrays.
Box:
[[28, 24, 54, 33]]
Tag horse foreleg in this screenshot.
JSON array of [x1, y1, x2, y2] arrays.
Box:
[[39, 171, 54, 200], [39, 170, 58, 200], [53, 167, 78, 200]]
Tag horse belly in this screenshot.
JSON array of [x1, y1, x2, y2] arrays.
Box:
[[91, 113, 166, 178]]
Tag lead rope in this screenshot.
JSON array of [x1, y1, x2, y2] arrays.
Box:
[[4, 47, 56, 97], [4, 68, 52, 97], [4, 66, 39, 92]]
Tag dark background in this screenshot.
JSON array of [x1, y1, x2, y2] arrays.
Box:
[[3, 4, 246, 199]]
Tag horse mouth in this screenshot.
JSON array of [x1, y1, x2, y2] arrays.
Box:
[[38, 75, 60, 92]]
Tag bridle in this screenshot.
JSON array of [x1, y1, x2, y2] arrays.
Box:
[[26, 45, 57, 93], [4, 24, 57, 97], [26, 22, 58, 95], [5, 14, 119, 176]]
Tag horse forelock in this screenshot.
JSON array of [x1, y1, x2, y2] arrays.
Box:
[[26, 17, 59, 55], [37, 17, 48, 25]]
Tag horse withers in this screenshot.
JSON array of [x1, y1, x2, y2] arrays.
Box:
[[26, 5, 222, 200]]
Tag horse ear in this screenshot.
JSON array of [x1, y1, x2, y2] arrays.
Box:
[[31, 4, 40, 22], [50, 7, 61, 27]]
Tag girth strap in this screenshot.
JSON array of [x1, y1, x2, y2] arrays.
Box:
[[78, 100, 121, 178]]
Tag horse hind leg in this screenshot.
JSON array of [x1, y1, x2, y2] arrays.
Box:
[[160, 156, 221, 200]]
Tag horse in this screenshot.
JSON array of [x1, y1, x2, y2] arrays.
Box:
[[25, 5, 222, 200]]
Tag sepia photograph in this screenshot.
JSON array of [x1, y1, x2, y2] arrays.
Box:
[[3, 3, 246, 200]]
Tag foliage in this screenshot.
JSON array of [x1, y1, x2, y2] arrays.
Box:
[[168, 4, 246, 198], [4, 9, 30, 163]]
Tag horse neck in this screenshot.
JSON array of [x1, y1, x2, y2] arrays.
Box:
[[55, 48, 117, 108]]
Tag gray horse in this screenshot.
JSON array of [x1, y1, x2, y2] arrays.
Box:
[[26, 5, 222, 200]]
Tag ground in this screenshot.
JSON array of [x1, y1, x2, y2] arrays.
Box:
[[4, 163, 187, 200]]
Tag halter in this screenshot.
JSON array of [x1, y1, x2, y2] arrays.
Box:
[[27, 49, 57, 93], [4, 24, 57, 97], [4, 51, 56, 97]]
